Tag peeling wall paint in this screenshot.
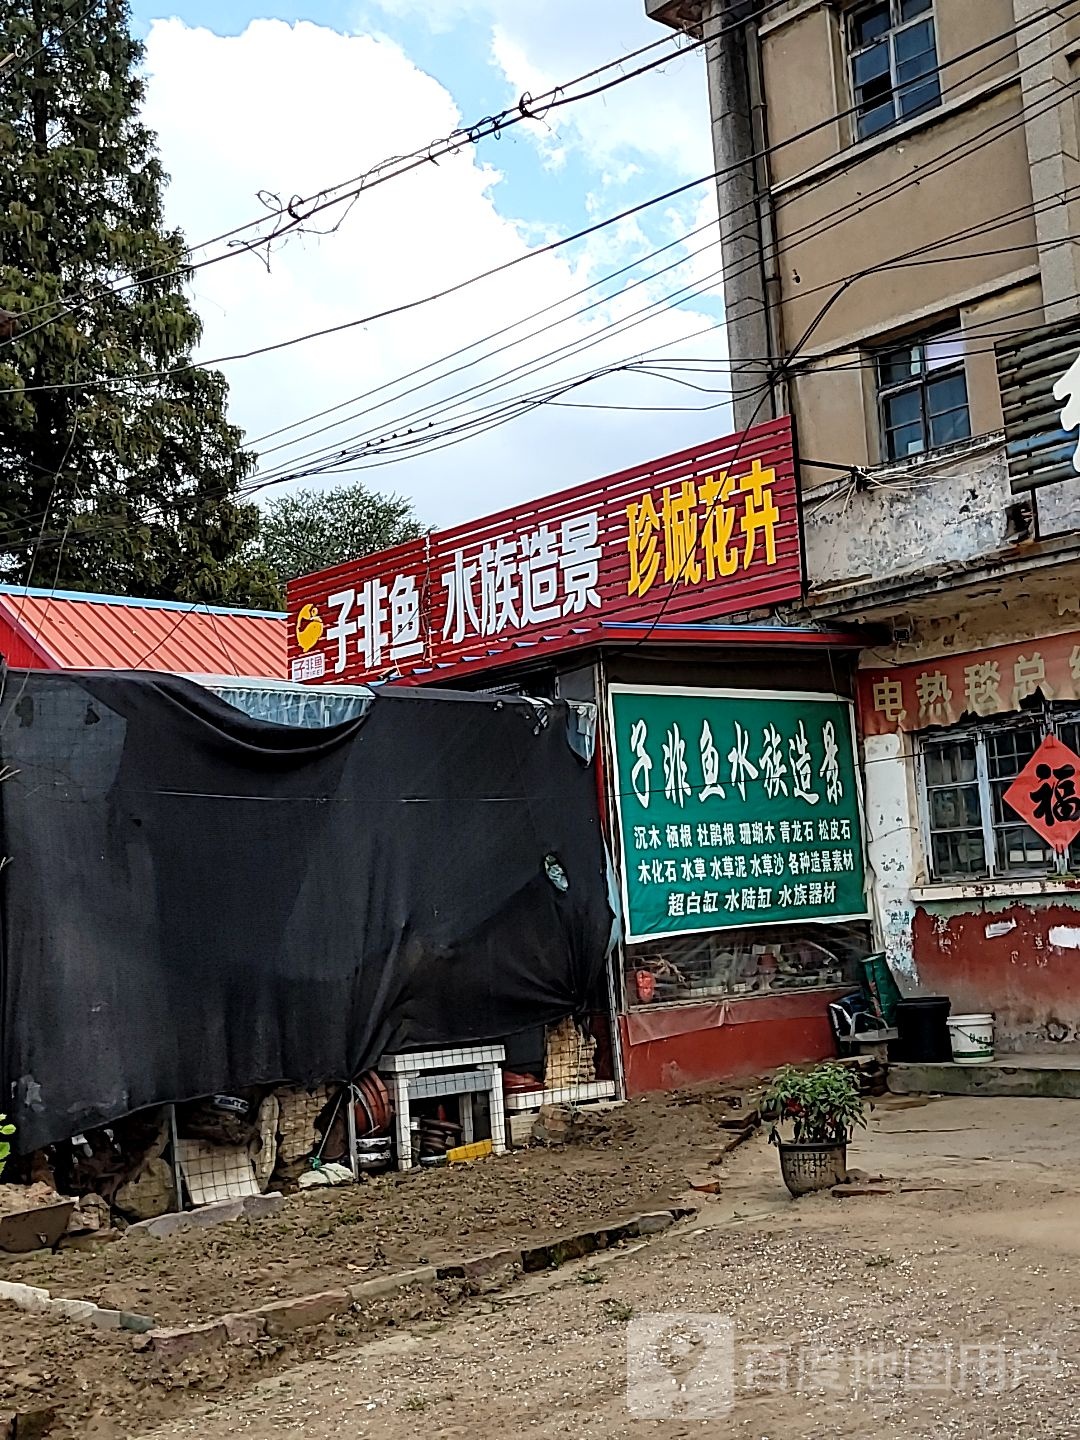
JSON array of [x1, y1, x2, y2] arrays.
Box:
[[862, 731, 918, 979], [806, 443, 1009, 591], [985, 919, 1017, 939], [913, 900, 1080, 1052]]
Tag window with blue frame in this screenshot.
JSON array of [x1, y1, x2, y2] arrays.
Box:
[[849, 0, 941, 141], [875, 322, 971, 462]]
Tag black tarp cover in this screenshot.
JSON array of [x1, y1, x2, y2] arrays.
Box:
[[0, 670, 612, 1151]]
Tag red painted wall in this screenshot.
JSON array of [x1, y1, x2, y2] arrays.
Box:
[[619, 990, 846, 1096], [0, 615, 48, 670], [913, 902, 1080, 1049]]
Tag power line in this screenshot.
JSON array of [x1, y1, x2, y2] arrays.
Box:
[[0, 17, 1074, 558], [0, 0, 773, 345], [240, 7, 1073, 477], [1, 1, 1060, 404], [0, 0, 96, 86], [249, 186, 1076, 486]]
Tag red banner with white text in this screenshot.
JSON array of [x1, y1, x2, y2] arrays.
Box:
[[287, 417, 800, 686]]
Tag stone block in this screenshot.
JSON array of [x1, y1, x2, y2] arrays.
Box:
[[720, 1108, 760, 1129], [0, 1283, 51, 1315], [256, 1289, 350, 1337], [118, 1312, 156, 1334], [87, 1309, 123, 1331], [222, 1312, 266, 1346], [149, 1321, 228, 1361], [241, 1192, 284, 1221], [8, 1408, 55, 1438], [436, 1251, 517, 1281], [46, 1298, 98, 1325], [633, 1211, 675, 1236], [349, 1266, 437, 1301]]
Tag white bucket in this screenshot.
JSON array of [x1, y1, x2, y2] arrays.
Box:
[[947, 1013, 995, 1064]]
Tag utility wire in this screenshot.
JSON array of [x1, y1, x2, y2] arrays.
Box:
[[233, 8, 1077, 474], [0, 0, 778, 344], [1, 2, 1063, 402], [0, 20, 1074, 555], [248, 192, 1074, 484]]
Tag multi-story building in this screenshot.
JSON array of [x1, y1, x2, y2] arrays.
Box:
[[647, 0, 1080, 1052]]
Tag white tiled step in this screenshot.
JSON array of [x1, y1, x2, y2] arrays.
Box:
[[504, 1080, 617, 1113]]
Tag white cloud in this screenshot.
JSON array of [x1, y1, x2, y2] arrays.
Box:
[[366, 0, 714, 181], [142, 17, 729, 532]]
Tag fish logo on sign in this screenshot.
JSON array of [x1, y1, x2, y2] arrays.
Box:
[[1053, 351, 1080, 475], [295, 603, 324, 653]]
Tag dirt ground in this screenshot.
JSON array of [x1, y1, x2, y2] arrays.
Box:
[[131, 1093, 1080, 1440], [0, 1087, 743, 1435]]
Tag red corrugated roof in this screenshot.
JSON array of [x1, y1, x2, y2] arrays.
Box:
[[0, 586, 286, 679]]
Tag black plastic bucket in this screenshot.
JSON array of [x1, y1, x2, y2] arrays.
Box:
[[892, 996, 952, 1063]]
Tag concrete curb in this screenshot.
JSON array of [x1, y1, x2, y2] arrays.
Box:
[[0, 1280, 153, 1335], [145, 1206, 698, 1365]]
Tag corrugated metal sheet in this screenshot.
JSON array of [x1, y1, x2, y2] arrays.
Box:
[[0, 586, 286, 678], [996, 318, 1080, 493]]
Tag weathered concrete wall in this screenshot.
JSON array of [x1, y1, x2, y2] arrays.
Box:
[[913, 897, 1080, 1054], [863, 731, 918, 982], [804, 439, 1011, 591]]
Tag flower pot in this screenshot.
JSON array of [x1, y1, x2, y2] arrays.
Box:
[[777, 1141, 847, 1197]]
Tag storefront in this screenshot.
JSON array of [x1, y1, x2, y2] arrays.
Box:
[[860, 624, 1080, 1054], [287, 416, 873, 1094]]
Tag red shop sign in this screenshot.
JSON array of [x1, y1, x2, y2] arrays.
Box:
[[287, 415, 800, 686]]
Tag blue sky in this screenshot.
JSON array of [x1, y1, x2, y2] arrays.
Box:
[[130, 0, 728, 526]]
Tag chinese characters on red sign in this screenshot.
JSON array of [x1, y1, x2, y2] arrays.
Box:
[[859, 630, 1080, 735], [1003, 734, 1080, 851], [287, 417, 799, 685]]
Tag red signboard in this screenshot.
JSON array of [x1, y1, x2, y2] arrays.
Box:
[[859, 630, 1080, 736], [287, 416, 800, 686], [1003, 734, 1080, 852]]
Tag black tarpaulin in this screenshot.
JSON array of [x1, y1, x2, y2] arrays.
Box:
[[0, 670, 612, 1152]]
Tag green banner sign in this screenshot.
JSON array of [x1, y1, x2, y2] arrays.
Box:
[[608, 686, 868, 942]]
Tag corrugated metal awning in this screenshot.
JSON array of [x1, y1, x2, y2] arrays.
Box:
[[0, 585, 286, 678]]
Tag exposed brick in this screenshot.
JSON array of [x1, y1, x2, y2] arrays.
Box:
[[149, 1321, 228, 1361], [686, 1174, 720, 1194], [436, 1251, 517, 1281], [349, 1266, 437, 1301], [720, 1108, 760, 1130], [257, 1290, 350, 1337], [222, 1312, 266, 1346]]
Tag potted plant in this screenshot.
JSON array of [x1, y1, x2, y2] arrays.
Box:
[[764, 1063, 866, 1197]]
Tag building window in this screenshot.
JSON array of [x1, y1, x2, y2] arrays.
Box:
[[920, 711, 1080, 881], [876, 323, 970, 461], [849, 0, 940, 141]]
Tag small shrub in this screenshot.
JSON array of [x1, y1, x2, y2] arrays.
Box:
[[763, 1064, 866, 1146]]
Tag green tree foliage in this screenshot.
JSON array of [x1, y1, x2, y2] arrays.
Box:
[[0, 0, 278, 606], [252, 482, 425, 589]]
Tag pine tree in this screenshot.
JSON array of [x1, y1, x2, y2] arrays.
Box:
[[0, 0, 280, 607]]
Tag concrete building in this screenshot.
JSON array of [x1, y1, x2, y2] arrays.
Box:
[[645, 0, 1080, 1052]]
